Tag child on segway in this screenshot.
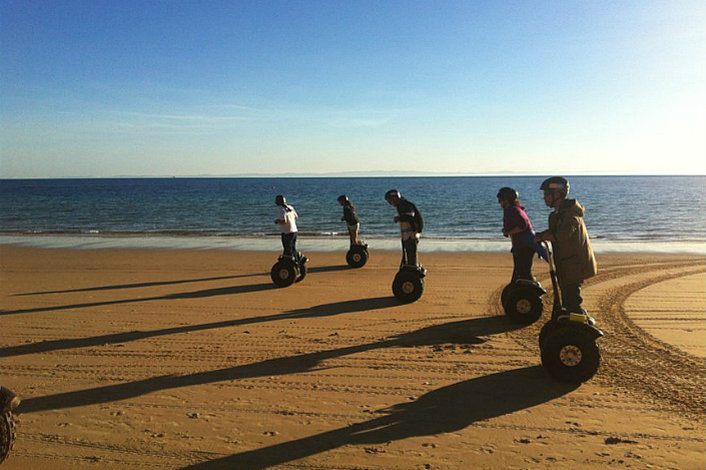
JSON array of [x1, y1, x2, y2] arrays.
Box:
[[498, 187, 548, 324], [338, 195, 369, 268], [337, 195, 363, 246]]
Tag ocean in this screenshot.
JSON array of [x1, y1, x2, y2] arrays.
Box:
[[1, 176, 705, 253]]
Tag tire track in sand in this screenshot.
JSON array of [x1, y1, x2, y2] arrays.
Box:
[[491, 260, 706, 420], [595, 267, 706, 420]]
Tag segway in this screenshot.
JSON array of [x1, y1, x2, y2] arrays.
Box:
[[270, 252, 308, 287], [0, 386, 19, 464], [392, 251, 426, 304], [501, 278, 546, 325], [538, 242, 603, 383], [346, 243, 369, 268]]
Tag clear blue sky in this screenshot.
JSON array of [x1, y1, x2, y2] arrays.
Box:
[[1, 0, 704, 177]]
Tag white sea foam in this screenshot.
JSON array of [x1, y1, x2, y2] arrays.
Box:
[[1, 234, 704, 255]]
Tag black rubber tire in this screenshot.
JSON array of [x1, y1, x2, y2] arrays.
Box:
[[295, 262, 307, 283], [500, 283, 512, 310], [392, 271, 424, 303], [504, 287, 543, 325], [346, 247, 368, 268], [0, 411, 16, 465], [538, 321, 554, 350], [541, 327, 601, 383], [271, 261, 297, 287]]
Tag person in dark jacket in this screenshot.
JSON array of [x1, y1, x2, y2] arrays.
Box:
[[337, 195, 363, 246], [497, 187, 547, 284], [385, 189, 423, 266], [535, 177, 597, 316]]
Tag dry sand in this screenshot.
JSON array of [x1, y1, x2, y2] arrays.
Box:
[[1, 245, 704, 469]]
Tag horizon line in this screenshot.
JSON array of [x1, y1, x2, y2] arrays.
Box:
[[1, 172, 705, 180]]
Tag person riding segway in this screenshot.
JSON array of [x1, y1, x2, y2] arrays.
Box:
[[271, 195, 308, 287], [497, 186, 548, 324], [385, 189, 426, 303], [535, 177, 602, 382], [337, 195, 369, 268]]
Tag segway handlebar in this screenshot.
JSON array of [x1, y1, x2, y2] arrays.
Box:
[[541, 240, 555, 271], [541, 240, 563, 311]]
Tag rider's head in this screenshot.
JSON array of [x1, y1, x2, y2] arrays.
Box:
[[337, 194, 349, 205], [497, 187, 519, 208], [540, 177, 569, 208], [275, 195, 287, 206], [384, 189, 401, 206]]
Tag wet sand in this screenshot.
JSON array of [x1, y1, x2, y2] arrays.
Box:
[[1, 245, 704, 469]]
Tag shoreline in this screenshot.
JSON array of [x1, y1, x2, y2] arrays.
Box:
[[2, 233, 705, 254]]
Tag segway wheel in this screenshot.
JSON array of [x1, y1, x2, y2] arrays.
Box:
[[504, 287, 543, 325], [295, 262, 307, 283], [346, 247, 368, 268], [392, 271, 424, 303], [0, 411, 16, 464], [271, 261, 297, 287], [538, 321, 554, 349], [541, 327, 601, 383], [501, 283, 515, 310]]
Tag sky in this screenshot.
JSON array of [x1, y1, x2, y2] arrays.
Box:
[[1, 0, 705, 178]]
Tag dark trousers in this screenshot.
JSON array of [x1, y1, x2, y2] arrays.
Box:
[[281, 232, 298, 259], [560, 280, 585, 314], [401, 237, 418, 266], [510, 244, 535, 283]]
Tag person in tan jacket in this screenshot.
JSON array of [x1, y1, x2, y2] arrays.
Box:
[[535, 177, 597, 316]]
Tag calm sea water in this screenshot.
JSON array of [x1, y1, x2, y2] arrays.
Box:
[[1, 176, 705, 253]]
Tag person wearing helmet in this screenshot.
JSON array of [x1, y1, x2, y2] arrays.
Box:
[[385, 189, 423, 266], [274, 195, 300, 260], [337, 195, 363, 246], [497, 187, 547, 284], [535, 177, 597, 315]]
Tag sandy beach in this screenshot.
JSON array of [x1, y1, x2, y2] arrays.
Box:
[[1, 245, 704, 469]]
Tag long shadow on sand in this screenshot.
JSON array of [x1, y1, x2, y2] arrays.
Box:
[[13, 273, 268, 297], [0, 297, 399, 357], [307, 265, 352, 274], [2, 264, 371, 316], [180, 365, 576, 470], [0, 282, 276, 316], [12, 263, 355, 298], [0, 296, 399, 358], [17, 316, 522, 415]]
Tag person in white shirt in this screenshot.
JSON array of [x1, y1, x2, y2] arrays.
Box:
[[274, 195, 299, 259]]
